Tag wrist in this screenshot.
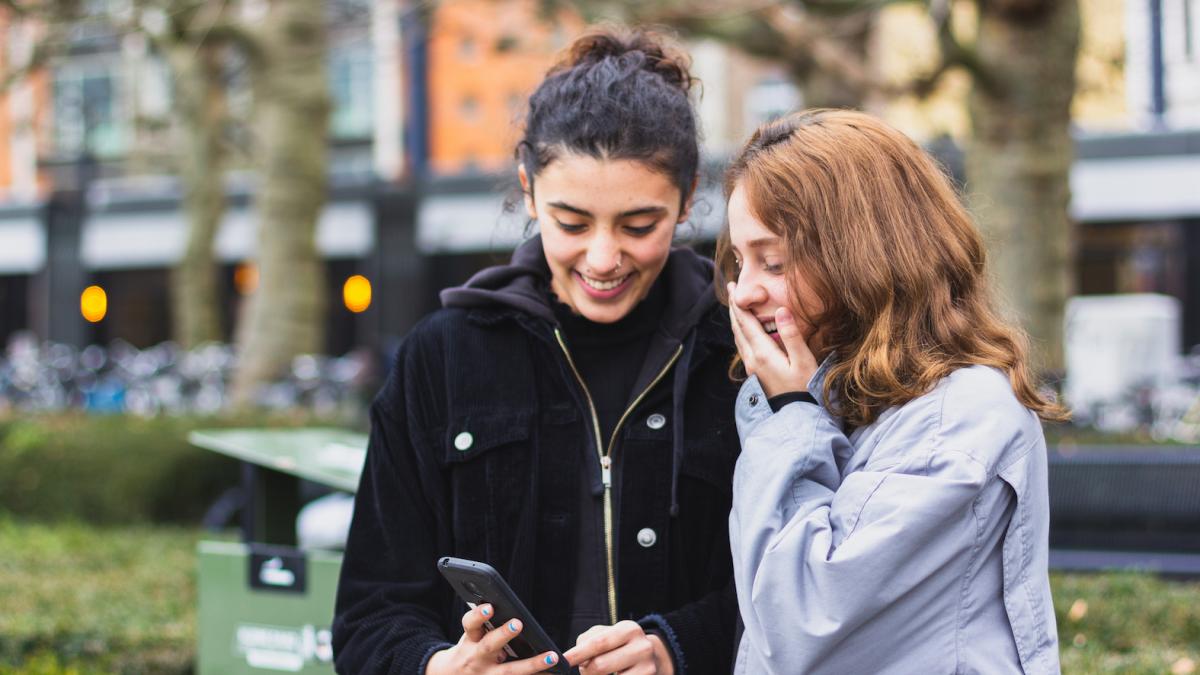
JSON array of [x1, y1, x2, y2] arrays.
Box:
[[768, 390, 818, 412], [424, 648, 450, 675]]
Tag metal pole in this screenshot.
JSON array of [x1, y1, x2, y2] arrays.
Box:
[[1149, 0, 1167, 127]]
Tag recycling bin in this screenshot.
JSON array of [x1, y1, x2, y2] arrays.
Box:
[[190, 428, 367, 675]]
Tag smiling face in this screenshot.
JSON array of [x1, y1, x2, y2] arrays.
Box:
[[726, 182, 823, 347], [522, 153, 689, 323]]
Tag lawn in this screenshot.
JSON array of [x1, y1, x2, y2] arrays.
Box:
[[0, 519, 1197, 674], [0, 520, 205, 674]]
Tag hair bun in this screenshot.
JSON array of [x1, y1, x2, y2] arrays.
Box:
[[555, 28, 696, 94]]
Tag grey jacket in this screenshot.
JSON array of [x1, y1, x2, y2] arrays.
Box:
[[730, 362, 1060, 674]]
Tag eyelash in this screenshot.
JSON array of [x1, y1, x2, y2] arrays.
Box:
[[554, 221, 658, 236], [732, 257, 783, 274]]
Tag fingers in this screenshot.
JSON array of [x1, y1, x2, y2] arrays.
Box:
[[732, 297, 779, 359], [461, 604, 493, 643], [774, 306, 815, 370], [568, 622, 655, 675], [578, 640, 655, 675], [564, 621, 641, 667], [727, 295, 754, 374], [481, 618, 524, 656], [497, 651, 561, 674]]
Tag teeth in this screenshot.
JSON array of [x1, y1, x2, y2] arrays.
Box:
[[763, 321, 778, 334], [581, 274, 630, 291]]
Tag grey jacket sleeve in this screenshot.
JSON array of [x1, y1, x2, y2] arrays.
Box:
[[728, 374, 1043, 674]]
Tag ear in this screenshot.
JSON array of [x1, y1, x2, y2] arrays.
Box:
[[518, 165, 537, 220], [677, 176, 699, 223]]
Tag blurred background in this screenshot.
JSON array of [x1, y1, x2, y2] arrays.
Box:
[[0, 0, 1198, 673]]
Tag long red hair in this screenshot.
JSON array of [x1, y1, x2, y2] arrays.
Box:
[[716, 109, 1069, 427]]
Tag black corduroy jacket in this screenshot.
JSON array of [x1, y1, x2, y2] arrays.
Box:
[[332, 243, 741, 675]]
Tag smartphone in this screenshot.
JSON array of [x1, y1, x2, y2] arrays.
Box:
[[437, 556, 569, 673]]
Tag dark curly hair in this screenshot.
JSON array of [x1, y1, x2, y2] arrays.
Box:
[[517, 27, 700, 207]]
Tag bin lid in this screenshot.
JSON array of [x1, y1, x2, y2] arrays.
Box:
[[189, 428, 367, 492]]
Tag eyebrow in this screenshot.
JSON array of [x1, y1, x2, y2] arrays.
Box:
[[547, 201, 668, 219], [746, 236, 781, 248], [730, 236, 782, 256]]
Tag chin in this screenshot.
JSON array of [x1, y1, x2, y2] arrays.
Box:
[[573, 297, 635, 323], [578, 305, 628, 324]]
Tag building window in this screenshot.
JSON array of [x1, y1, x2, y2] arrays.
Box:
[[459, 35, 479, 61], [52, 62, 126, 158], [329, 44, 374, 140], [1186, 0, 1195, 61], [460, 95, 480, 122]]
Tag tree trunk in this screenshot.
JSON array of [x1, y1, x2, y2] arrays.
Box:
[[965, 0, 1080, 372], [798, 11, 876, 109], [168, 41, 226, 348], [231, 0, 331, 406]]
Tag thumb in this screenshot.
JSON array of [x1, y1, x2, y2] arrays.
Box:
[[775, 307, 810, 361]]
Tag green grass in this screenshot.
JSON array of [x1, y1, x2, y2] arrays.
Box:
[[1054, 571, 1200, 673], [0, 521, 1198, 673], [0, 519, 214, 674]]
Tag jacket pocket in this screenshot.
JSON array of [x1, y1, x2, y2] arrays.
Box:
[[443, 411, 534, 564], [680, 436, 738, 495], [442, 411, 533, 463]]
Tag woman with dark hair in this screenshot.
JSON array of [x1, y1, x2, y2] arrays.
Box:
[[333, 29, 740, 675], [717, 110, 1067, 673]]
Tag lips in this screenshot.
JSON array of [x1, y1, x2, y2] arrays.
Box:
[[580, 273, 632, 291]]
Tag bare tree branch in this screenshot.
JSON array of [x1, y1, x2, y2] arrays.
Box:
[[919, 0, 999, 96], [0, 42, 48, 90], [569, 0, 978, 101]]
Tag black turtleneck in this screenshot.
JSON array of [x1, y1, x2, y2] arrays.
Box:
[[550, 274, 669, 642], [551, 276, 669, 444]]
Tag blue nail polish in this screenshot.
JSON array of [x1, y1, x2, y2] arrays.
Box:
[[481, 607, 490, 617], [508, 621, 518, 632], [545, 655, 556, 665]]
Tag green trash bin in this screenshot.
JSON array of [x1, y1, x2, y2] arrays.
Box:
[[190, 428, 366, 675]]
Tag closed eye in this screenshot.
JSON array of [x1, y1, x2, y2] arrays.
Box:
[[555, 220, 587, 233], [624, 223, 658, 236]]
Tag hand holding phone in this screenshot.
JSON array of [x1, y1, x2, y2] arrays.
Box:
[[425, 603, 561, 675], [434, 557, 568, 674]]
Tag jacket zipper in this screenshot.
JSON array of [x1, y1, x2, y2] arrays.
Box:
[[554, 328, 683, 625]]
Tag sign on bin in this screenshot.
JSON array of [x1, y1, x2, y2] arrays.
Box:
[[198, 540, 341, 674], [249, 545, 308, 594]]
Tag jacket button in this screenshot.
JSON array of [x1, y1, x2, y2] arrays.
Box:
[[749, 393, 760, 407], [646, 413, 666, 430], [636, 527, 657, 548], [454, 432, 474, 451]]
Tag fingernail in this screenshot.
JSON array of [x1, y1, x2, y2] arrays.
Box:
[[777, 308, 794, 323], [481, 606, 491, 617], [508, 620, 519, 632], [545, 654, 557, 665]]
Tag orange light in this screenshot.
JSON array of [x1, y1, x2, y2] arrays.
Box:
[[343, 274, 372, 313], [80, 285, 107, 323], [234, 262, 259, 295]]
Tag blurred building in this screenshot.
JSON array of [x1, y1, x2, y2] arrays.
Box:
[[1, 0, 1199, 354], [0, 1, 392, 352], [1071, 0, 1200, 348], [1126, 0, 1200, 128]]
